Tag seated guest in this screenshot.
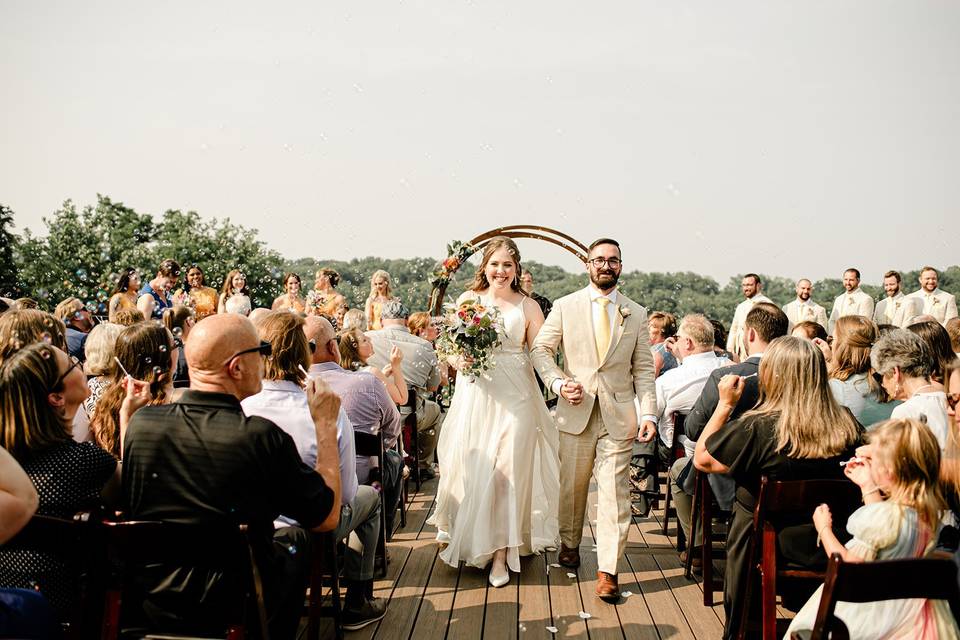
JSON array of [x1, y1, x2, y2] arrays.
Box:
[[947, 317, 960, 358], [632, 314, 730, 518], [241, 312, 385, 629], [874, 270, 921, 328], [0, 309, 68, 360], [341, 308, 367, 332], [871, 329, 949, 448], [217, 269, 252, 316], [0, 446, 38, 544], [648, 311, 678, 377], [791, 320, 828, 341], [339, 327, 408, 405], [14, 298, 38, 310], [90, 323, 177, 458], [108, 268, 141, 323], [694, 336, 862, 639], [788, 418, 958, 637], [365, 301, 442, 478], [407, 311, 437, 341], [782, 278, 828, 331], [162, 306, 194, 387], [112, 308, 144, 326], [123, 314, 341, 639], [709, 318, 736, 361], [304, 316, 404, 530], [74, 322, 123, 440], [184, 265, 218, 320], [908, 320, 955, 384], [823, 315, 879, 422], [137, 259, 180, 320], [54, 297, 93, 363], [272, 272, 306, 314], [0, 298, 13, 315], [247, 307, 271, 327], [940, 358, 960, 525], [0, 343, 118, 620]]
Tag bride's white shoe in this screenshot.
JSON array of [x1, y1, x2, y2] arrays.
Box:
[[489, 565, 510, 588]]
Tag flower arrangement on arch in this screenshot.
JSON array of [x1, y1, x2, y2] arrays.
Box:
[[435, 298, 503, 379], [430, 240, 477, 288]]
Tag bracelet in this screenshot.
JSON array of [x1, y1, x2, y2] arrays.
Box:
[[862, 486, 881, 498]]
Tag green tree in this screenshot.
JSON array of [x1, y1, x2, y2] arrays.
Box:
[[0, 204, 21, 297]]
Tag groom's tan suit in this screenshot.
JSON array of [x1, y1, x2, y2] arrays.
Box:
[[531, 286, 657, 574]]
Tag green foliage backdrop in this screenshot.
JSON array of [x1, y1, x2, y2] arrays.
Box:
[[3, 198, 957, 327]]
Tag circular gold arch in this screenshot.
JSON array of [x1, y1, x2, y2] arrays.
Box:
[[428, 225, 588, 314]]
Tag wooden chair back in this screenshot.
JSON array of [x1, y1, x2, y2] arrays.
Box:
[[795, 553, 960, 640], [353, 430, 389, 577]]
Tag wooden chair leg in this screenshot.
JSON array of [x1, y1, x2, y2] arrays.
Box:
[[411, 424, 422, 491], [685, 473, 700, 580], [761, 528, 777, 640], [377, 489, 388, 577], [662, 474, 672, 536], [701, 482, 714, 607]]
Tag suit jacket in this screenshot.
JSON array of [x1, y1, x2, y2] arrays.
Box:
[[683, 355, 763, 446], [531, 287, 656, 441], [828, 288, 875, 335], [874, 293, 922, 328], [909, 288, 959, 326], [782, 299, 828, 330]]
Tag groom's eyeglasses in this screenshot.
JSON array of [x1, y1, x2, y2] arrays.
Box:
[[589, 257, 621, 269]]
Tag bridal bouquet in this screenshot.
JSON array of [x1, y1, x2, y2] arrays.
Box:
[[435, 299, 503, 378]]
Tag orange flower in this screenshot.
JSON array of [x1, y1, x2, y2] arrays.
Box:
[[444, 257, 460, 270]]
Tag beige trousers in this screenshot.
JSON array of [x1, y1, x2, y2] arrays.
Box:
[[558, 400, 634, 575]]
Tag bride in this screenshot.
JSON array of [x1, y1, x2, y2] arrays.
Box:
[[427, 236, 560, 587]]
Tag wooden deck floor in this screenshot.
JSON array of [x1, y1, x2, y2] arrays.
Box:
[[309, 473, 772, 640]]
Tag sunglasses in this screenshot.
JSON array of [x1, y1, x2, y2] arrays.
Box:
[[225, 340, 272, 366], [54, 354, 82, 389]]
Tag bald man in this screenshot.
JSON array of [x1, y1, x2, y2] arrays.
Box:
[[123, 313, 341, 639]]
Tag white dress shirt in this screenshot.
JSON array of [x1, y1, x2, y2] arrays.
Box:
[[873, 292, 920, 328], [828, 288, 875, 334], [242, 379, 359, 507], [909, 288, 959, 326], [782, 298, 828, 329], [649, 350, 731, 450], [891, 391, 949, 449]]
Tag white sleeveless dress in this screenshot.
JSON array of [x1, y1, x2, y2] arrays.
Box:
[[427, 293, 560, 571]]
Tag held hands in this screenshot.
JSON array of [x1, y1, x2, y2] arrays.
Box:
[[559, 378, 584, 405], [306, 377, 341, 431], [717, 374, 745, 407]]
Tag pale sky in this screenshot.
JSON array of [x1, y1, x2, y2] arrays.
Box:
[[2, 1, 957, 284]]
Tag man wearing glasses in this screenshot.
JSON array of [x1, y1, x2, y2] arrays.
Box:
[[122, 313, 342, 639]]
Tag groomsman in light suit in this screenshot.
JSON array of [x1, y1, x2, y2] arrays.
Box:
[[874, 270, 922, 328], [909, 266, 958, 326], [726, 273, 772, 362], [782, 278, 827, 331], [828, 268, 875, 335]]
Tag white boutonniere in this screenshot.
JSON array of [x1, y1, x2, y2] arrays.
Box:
[[933, 297, 941, 306], [619, 305, 631, 325], [895, 302, 901, 310]]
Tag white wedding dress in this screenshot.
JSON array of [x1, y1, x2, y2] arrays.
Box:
[[427, 293, 560, 572]]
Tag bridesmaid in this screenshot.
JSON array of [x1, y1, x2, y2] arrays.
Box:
[[107, 268, 140, 323], [310, 267, 346, 317], [364, 269, 398, 330], [185, 265, 218, 320], [272, 272, 306, 314]]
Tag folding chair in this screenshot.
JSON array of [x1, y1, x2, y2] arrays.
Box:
[[305, 531, 344, 640]]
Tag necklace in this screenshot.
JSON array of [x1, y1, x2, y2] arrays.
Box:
[[909, 383, 937, 398]]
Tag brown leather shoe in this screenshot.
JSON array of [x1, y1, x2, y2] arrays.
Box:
[[558, 544, 580, 568], [595, 571, 620, 603]]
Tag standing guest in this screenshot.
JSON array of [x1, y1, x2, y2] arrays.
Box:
[[112, 308, 144, 326], [822, 315, 879, 422], [341, 308, 367, 332], [364, 270, 398, 331], [137, 259, 180, 320], [0, 343, 118, 620], [241, 312, 386, 629], [54, 297, 94, 363], [122, 314, 341, 639], [908, 320, 955, 385], [184, 265, 218, 320], [788, 418, 958, 638], [694, 336, 862, 640], [649, 311, 679, 377], [108, 268, 141, 323], [782, 278, 828, 330], [871, 329, 948, 448], [309, 268, 347, 317], [947, 317, 960, 358], [272, 272, 306, 314], [671, 303, 789, 546], [162, 306, 194, 388], [727, 273, 773, 362], [305, 316, 404, 532], [519, 272, 553, 319], [217, 269, 252, 316], [78, 322, 124, 430], [874, 270, 921, 328], [828, 268, 875, 335], [366, 301, 443, 478], [90, 323, 177, 458], [791, 320, 828, 341], [909, 266, 958, 327], [338, 327, 408, 406]]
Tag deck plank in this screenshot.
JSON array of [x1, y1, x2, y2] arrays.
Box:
[[517, 553, 554, 640]]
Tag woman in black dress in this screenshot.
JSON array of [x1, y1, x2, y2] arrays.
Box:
[[694, 335, 862, 639], [0, 342, 118, 620]]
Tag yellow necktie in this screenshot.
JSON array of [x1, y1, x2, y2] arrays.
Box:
[[595, 297, 612, 360]]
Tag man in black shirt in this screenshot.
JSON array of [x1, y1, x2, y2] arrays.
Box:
[[123, 313, 341, 638]]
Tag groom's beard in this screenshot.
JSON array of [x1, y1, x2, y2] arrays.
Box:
[[591, 270, 619, 291]]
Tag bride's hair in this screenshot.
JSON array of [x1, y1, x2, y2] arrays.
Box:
[[469, 236, 525, 294]]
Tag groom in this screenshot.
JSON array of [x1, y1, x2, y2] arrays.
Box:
[[532, 238, 657, 602]]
